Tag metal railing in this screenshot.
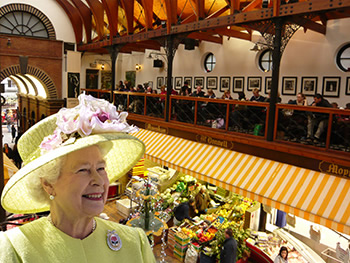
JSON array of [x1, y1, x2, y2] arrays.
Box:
[[82, 89, 350, 154]]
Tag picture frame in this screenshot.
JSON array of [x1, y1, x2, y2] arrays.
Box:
[[219, 77, 230, 92], [194, 77, 204, 88], [157, 77, 164, 89], [322, 77, 340, 97], [184, 77, 192, 89], [164, 77, 173, 88], [282, 77, 297, 95], [206, 76, 218, 90], [346, 77, 350, 95], [86, 69, 99, 89], [174, 77, 183, 90], [265, 77, 272, 94], [232, 77, 244, 93], [247, 77, 262, 91], [68, 72, 80, 98], [301, 77, 317, 96]]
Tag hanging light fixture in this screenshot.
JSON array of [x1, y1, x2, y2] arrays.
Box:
[[101, 63, 105, 70], [250, 43, 261, 52], [135, 64, 141, 71]]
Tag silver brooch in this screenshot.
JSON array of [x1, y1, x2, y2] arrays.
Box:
[[107, 230, 122, 251]]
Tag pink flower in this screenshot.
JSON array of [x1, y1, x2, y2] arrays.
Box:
[[40, 129, 63, 153], [40, 93, 139, 152]]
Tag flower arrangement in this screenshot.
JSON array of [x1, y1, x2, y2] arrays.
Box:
[[40, 93, 138, 153]]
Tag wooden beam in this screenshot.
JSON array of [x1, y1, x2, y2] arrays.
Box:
[[140, 0, 154, 30], [120, 0, 135, 34], [231, 0, 240, 14], [55, 0, 83, 44], [71, 0, 92, 43], [242, 0, 262, 13], [78, 1, 350, 50], [290, 16, 326, 35], [164, 0, 178, 33], [187, 31, 223, 44], [273, 0, 280, 17], [101, 0, 119, 39], [195, 0, 205, 20], [206, 5, 230, 19], [86, 0, 105, 39], [214, 28, 252, 41]]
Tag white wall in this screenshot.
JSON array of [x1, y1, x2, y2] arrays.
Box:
[[1, 0, 75, 42], [111, 18, 350, 107]]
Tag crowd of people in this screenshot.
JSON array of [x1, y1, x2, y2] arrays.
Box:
[[114, 79, 349, 147]]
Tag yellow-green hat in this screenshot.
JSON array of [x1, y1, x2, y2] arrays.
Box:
[[1, 94, 145, 214]]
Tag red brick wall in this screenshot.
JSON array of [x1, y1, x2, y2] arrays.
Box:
[[0, 35, 63, 98]]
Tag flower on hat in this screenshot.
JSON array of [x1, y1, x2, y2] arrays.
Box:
[[40, 93, 138, 153]]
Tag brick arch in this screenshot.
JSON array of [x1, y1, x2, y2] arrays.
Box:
[[0, 65, 58, 99], [0, 4, 56, 40]]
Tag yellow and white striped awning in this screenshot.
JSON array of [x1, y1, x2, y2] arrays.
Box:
[[134, 129, 350, 234]]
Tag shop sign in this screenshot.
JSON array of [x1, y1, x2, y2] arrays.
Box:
[[145, 123, 168, 134], [196, 134, 233, 149], [319, 161, 350, 179]]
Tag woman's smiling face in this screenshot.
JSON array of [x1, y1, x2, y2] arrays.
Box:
[[51, 146, 109, 219]]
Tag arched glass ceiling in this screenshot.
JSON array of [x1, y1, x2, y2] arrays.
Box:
[[25, 74, 47, 98], [9, 75, 26, 94], [14, 74, 36, 96]]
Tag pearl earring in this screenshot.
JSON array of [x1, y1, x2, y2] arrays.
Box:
[[49, 195, 55, 200]]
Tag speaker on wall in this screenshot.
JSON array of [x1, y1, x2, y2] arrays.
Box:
[[153, 59, 163, 68]]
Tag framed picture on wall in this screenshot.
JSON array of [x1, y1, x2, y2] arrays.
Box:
[[175, 77, 182, 90], [206, 76, 218, 90], [322, 77, 340, 97], [219, 77, 230, 91], [86, 69, 99, 89], [232, 77, 244, 93], [346, 77, 350, 95], [194, 77, 204, 88], [301, 77, 317, 96], [68, 72, 80, 98], [247, 77, 262, 91], [184, 77, 192, 89], [164, 77, 173, 88], [157, 77, 164, 89], [265, 77, 272, 94], [282, 77, 297, 95]]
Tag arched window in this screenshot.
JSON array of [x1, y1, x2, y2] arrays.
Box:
[[0, 11, 49, 38], [336, 43, 350, 72], [259, 49, 273, 72], [204, 53, 216, 73]]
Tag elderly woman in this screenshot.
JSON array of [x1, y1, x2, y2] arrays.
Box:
[[0, 94, 155, 262]]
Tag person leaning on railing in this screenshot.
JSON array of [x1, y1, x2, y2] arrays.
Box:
[[305, 93, 332, 144]]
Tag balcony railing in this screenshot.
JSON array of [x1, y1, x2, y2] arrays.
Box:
[[82, 89, 350, 154]]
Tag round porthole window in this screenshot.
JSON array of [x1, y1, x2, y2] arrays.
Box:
[[258, 49, 273, 72], [336, 43, 350, 72], [204, 53, 216, 73]]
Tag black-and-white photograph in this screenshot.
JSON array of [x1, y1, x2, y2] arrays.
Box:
[[184, 77, 192, 89], [265, 77, 272, 94], [247, 77, 262, 91], [301, 77, 317, 96], [194, 77, 204, 88], [322, 77, 340, 97], [157, 77, 164, 89], [346, 77, 350, 95], [175, 77, 182, 90], [206, 77, 218, 90], [219, 77, 230, 91], [232, 77, 244, 93], [282, 77, 297, 95]]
